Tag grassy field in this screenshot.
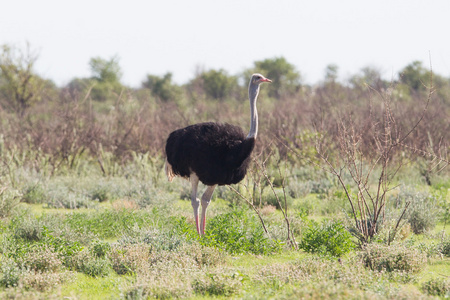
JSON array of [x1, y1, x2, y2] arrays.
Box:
[[0, 152, 449, 299]]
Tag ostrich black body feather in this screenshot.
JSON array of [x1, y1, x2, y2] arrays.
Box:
[[165, 122, 255, 186]]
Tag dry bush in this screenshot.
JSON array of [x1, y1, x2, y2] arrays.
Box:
[[359, 243, 427, 273], [19, 245, 62, 272], [20, 270, 73, 292], [109, 243, 151, 275]]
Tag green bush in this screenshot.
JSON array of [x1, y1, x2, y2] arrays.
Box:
[[0, 187, 20, 218], [0, 257, 20, 287], [193, 271, 243, 296], [440, 239, 450, 257], [73, 251, 111, 277], [89, 185, 111, 202], [359, 243, 427, 273], [421, 278, 450, 297], [201, 209, 281, 255], [12, 215, 43, 242], [397, 186, 441, 234], [299, 219, 355, 257], [91, 240, 111, 258], [21, 183, 46, 204], [171, 209, 281, 255]]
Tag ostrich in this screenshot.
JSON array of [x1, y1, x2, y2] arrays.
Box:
[[165, 74, 271, 235]]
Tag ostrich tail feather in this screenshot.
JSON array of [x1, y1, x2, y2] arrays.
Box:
[[165, 158, 175, 182]]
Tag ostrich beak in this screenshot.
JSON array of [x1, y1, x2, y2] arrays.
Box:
[[262, 78, 272, 83]]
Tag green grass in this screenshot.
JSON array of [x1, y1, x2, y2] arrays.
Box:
[[0, 156, 449, 299], [60, 273, 126, 299]]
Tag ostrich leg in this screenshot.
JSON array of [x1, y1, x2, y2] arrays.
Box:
[[190, 174, 201, 234], [200, 185, 217, 235]]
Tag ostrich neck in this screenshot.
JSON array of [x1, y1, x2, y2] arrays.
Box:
[[247, 84, 260, 139]]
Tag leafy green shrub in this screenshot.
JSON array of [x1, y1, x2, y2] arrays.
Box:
[[0, 257, 20, 287], [440, 239, 450, 257], [299, 220, 355, 257], [41, 228, 82, 260], [91, 240, 111, 258], [176, 209, 282, 255], [359, 243, 427, 273], [421, 278, 450, 297]]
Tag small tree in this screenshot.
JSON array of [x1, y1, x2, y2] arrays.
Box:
[[0, 43, 47, 116], [201, 69, 238, 100], [142, 72, 182, 102], [89, 56, 122, 83], [88, 56, 124, 101]]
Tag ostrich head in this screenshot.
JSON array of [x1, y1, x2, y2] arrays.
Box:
[[251, 73, 272, 85], [249, 73, 271, 101]]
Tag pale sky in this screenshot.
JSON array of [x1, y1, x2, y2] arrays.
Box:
[[1, 0, 450, 87]]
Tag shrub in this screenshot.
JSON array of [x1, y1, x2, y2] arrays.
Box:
[[0, 258, 20, 287], [421, 278, 450, 297], [181, 243, 226, 267], [75, 254, 111, 277], [0, 187, 20, 218], [193, 271, 243, 296], [440, 239, 450, 257], [20, 270, 73, 291], [198, 209, 281, 255], [21, 182, 46, 204], [19, 245, 62, 272], [91, 240, 111, 258], [89, 185, 111, 202], [359, 243, 427, 273], [46, 189, 95, 209], [110, 244, 150, 275], [397, 186, 441, 234], [12, 215, 43, 242], [299, 219, 355, 257], [141, 228, 189, 251]]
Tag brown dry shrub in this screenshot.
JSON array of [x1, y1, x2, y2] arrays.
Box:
[[19, 246, 62, 272], [359, 243, 427, 273], [109, 243, 151, 275], [20, 270, 74, 292]]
